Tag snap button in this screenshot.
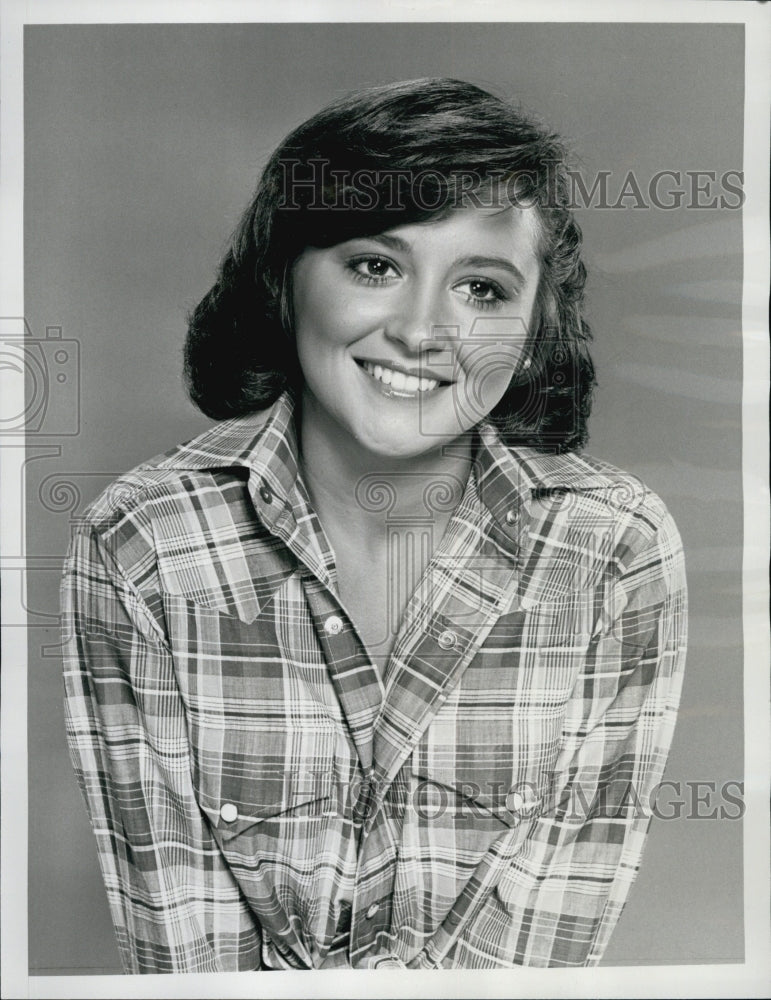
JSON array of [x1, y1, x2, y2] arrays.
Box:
[[506, 789, 538, 815], [219, 802, 238, 823], [505, 508, 518, 524], [324, 615, 344, 636], [506, 792, 525, 813], [437, 629, 456, 650], [259, 483, 273, 504], [365, 902, 380, 919]]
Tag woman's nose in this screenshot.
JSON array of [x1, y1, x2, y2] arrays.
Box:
[[384, 287, 452, 354]]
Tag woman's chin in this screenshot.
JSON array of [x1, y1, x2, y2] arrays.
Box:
[[352, 423, 466, 461]]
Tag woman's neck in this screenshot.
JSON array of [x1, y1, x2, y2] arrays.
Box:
[[296, 389, 473, 547]]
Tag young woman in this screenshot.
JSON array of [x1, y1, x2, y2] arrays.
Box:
[[62, 77, 687, 972]]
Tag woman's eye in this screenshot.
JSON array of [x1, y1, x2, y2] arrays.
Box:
[[455, 279, 508, 308], [348, 256, 398, 283]]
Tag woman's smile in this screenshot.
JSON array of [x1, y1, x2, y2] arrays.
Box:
[[354, 358, 450, 398]]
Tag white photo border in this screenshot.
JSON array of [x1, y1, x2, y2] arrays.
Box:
[[1, 1, 768, 998]]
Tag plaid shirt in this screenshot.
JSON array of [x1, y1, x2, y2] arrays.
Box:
[[62, 390, 687, 973]]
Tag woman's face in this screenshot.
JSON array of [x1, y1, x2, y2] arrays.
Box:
[[291, 204, 542, 459]]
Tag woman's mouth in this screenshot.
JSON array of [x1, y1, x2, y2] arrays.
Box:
[[355, 359, 450, 398]]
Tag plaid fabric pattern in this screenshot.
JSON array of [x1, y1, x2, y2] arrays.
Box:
[[62, 390, 687, 972]]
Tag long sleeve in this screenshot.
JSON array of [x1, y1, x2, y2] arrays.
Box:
[[61, 524, 263, 974], [447, 506, 688, 967]]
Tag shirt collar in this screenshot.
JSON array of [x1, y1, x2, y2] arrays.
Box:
[[154, 390, 628, 531], [152, 390, 302, 528]]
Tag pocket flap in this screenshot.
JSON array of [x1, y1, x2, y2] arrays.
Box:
[[411, 763, 545, 830], [200, 768, 336, 840]]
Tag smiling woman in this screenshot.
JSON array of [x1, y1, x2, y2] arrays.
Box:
[[61, 78, 687, 972]]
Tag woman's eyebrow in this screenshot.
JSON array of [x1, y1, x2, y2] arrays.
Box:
[[453, 255, 526, 283], [359, 233, 412, 253]]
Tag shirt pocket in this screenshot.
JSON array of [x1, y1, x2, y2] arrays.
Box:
[[199, 763, 337, 843], [409, 757, 546, 832], [412, 606, 587, 810], [160, 591, 340, 836]]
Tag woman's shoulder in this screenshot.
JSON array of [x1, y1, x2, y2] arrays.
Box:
[[66, 409, 296, 618], [489, 435, 678, 537], [533, 447, 680, 546], [497, 446, 685, 604], [541, 448, 671, 516], [76, 409, 275, 535]]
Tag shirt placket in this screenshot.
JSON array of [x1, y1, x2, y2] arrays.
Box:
[[347, 807, 399, 965], [303, 581, 397, 966], [304, 581, 383, 775], [248, 469, 386, 966]]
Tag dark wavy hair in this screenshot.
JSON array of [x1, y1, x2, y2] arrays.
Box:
[[184, 77, 596, 452]]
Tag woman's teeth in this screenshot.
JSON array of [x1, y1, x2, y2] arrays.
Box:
[[360, 361, 440, 392]]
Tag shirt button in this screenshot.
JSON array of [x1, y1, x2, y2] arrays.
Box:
[[505, 508, 518, 524], [438, 629, 456, 650], [219, 802, 238, 823], [259, 483, 273, 504], [507, 792, 525, 813], [506, 789, 538, 814], [365, 903, 380, 919], [324, 615, 344, 635]]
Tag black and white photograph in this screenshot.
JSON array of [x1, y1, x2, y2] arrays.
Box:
[[1, 2, 769, 998]]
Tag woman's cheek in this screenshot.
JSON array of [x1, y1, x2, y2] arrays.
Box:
[[455, 337, 524, 415]]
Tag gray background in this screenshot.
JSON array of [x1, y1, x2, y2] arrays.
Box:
[[24, 23, 744, 973]]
